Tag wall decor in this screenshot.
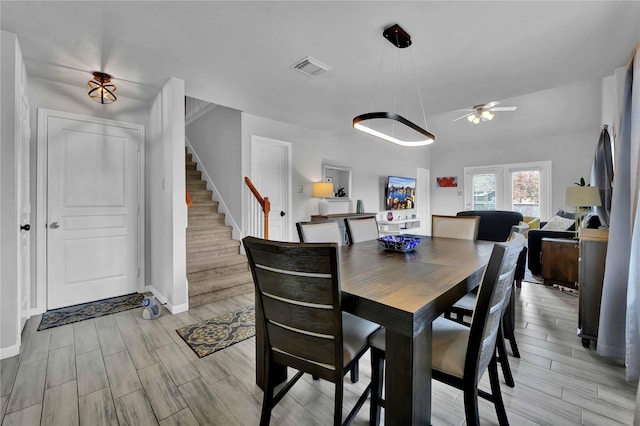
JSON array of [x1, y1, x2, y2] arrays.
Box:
[[436, 176, 458, 187]]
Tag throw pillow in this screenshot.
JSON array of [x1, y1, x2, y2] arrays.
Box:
[[541, 215, 575, 231]]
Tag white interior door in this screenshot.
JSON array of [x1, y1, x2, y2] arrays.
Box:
[[46, 115, 140, 309], [18, 89, 31, 329], [251, 136, 292, 242]]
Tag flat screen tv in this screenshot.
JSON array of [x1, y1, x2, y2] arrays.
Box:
[[385, 176, 416, 210]]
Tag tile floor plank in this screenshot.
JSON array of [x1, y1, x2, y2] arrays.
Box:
[[178, 376, 239, 425], [96, 325, 127, 356], [158, 407, 199, 426], [0, 356, 20, 397], [114, 389, 159, 426], [5, 359, 47, 414], [103, 350, 142, 399], [155, 343, 201, 386], [74, 324, 100, 355], [48, 325, 75, 351], [1, 403, 42, 426], [41, 380, 79, 426], [20, 330, 51, 365], [78, 388, 118, 426], [76, 349, 109, 397], [45, 345, 76, 389], [137, 363, 186, 421], [117, 322, 160, 369]]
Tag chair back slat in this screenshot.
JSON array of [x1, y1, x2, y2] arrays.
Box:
[[243, 237, 344, 383], [266, 322, 337, 369], [344, 217, 379, 243], [297, 221, 342, 245], [432, 215, 480, 240], [466, 233, 525, 383]]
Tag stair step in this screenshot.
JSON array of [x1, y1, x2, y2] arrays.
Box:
[[187, 239, 238, 254], [186, 153, 192, 162], [187, 229, 232, 244], [189, 199, 218, 208], [188, 190, 214, 202], [189, 271, 254, 298], [186, 161, 197, 170], [187, 240, 240, 261], [188, 206, 221, 216], [188, 216, 225, 227], [186, 170, 202, 179], [187, 181, 207, 190], [187, 254, 249, 279], [189, 283, 253, 308]]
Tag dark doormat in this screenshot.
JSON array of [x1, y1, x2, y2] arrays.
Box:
[[37, 293, 144, 331], [176, 305, 255, 358]]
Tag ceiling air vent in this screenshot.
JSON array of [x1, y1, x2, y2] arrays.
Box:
[[290, 56, 332, 77]]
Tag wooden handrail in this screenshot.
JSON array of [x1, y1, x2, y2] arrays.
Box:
[[244, 176, 271, 239]]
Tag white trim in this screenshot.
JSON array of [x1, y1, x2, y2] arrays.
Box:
[[144, 285, 189, 314], [0, 343, 20, 360], [250, 135, 293, 241], [185, 137, 244, 241], [36, 109, 145, 313], [185, 103, 216, 126]]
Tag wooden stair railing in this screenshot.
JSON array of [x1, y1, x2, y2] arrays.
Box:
[[244, 176, 271, 239]]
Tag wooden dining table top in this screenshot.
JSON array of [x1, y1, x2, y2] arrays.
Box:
[[338, 236, 496, 337]]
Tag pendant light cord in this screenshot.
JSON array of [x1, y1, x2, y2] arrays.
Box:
[[408, 47, 429, 131]]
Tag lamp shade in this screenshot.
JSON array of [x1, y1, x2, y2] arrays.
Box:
[[312, 182, 334, 198], [564, 186, 602, 207]]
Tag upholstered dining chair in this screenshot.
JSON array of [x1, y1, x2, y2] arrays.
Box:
[[344, 216, 379, 243], [296, 220, 362, 383], [448, 225, 527, 388], [243, 237, 380, 426], [368, 233, 525, 426], [296, 221, 342, 244], [431, 214, 480, 240]]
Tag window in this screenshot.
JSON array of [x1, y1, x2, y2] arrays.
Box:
[[464, 161, 552, 220]]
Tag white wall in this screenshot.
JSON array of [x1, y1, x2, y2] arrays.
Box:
[[1, 31, 21, 357], [185, 105, 242, 221], [147, 78, 187, 313], [428, 79, 603, 219], [241, 113, 432, 240]]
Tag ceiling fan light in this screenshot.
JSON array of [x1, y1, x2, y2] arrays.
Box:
[[467, 115, 475, 122], [482, 111, 494, 120], [472, 116, 480, 124]]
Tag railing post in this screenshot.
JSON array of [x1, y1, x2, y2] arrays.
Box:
[[244, 176, 271, 240]]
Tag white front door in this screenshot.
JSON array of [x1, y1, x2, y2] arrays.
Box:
[[251, 136, 292, 242], [46, 114, 141, 309], [18, 91, 31, 329]]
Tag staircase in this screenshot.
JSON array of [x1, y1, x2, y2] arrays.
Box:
[[186, 148, 253, 307]]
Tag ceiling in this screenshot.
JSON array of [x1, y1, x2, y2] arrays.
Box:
[[2, 1, 639, 138]]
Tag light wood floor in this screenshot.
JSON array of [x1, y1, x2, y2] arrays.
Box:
[[1, 282, 637, 425]]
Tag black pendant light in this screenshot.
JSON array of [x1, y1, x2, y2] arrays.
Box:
[[353, 24, 435, 147]]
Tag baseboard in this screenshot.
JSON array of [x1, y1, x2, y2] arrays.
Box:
[[144, 285, 189, 314], [0, 342, 20, 360]]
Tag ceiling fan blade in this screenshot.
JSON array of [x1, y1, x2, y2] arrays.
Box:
[[453, 112, 474, 122], [483, 101, 500, 110], [454, 109, 474, 112], [489, 106, 517, 112]]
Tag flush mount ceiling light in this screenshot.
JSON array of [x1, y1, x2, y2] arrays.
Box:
[[87, 72, 117, 104], [352, 24, 434, 147]]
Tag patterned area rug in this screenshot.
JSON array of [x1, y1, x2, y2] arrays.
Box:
[[177, 305, 255, 358], [38, 293, 144, 331]]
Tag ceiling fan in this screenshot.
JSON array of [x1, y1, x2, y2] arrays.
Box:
[[453, 101, 517, 124]]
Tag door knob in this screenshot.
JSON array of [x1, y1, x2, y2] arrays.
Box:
[[280, 211, 286, 217], [49, 222, 60, 229], [20, 224, 30, 231]]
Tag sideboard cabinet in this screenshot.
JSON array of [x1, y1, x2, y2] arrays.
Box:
[[578, 228, 609, 349]]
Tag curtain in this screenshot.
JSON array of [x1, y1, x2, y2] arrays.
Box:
[[591, 126, 614, 226], [597, 41, 640, 385]]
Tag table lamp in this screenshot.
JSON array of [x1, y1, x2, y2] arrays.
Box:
[[564, 186, 602, 238], [312, 182, 334, 215]]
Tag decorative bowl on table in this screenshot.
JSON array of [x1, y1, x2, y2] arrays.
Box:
[[377, 235, 422, 252]]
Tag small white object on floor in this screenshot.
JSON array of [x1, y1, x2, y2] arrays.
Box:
[[142, 296, 161, 319]]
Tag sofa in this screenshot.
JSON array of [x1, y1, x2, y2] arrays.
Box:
[[527, 210, 601, 276], [456, 210, 527, 284]]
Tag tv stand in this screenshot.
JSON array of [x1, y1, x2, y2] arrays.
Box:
[[378, 218, 421, 236]]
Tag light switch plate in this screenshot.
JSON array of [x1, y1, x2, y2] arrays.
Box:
[[297, 185, 303, 193]]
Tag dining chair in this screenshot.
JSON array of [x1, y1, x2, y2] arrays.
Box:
[[448, 225, 527, 388], [431, 214, 480, 240], [296, 220, 362, 383], [242, 236, 380, 426], [296, 221, 342, 244], [368, 233, 526, 426], [344, 216, 379, 243]]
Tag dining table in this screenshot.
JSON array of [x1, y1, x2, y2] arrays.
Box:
[[254, 235, 495, 425]]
